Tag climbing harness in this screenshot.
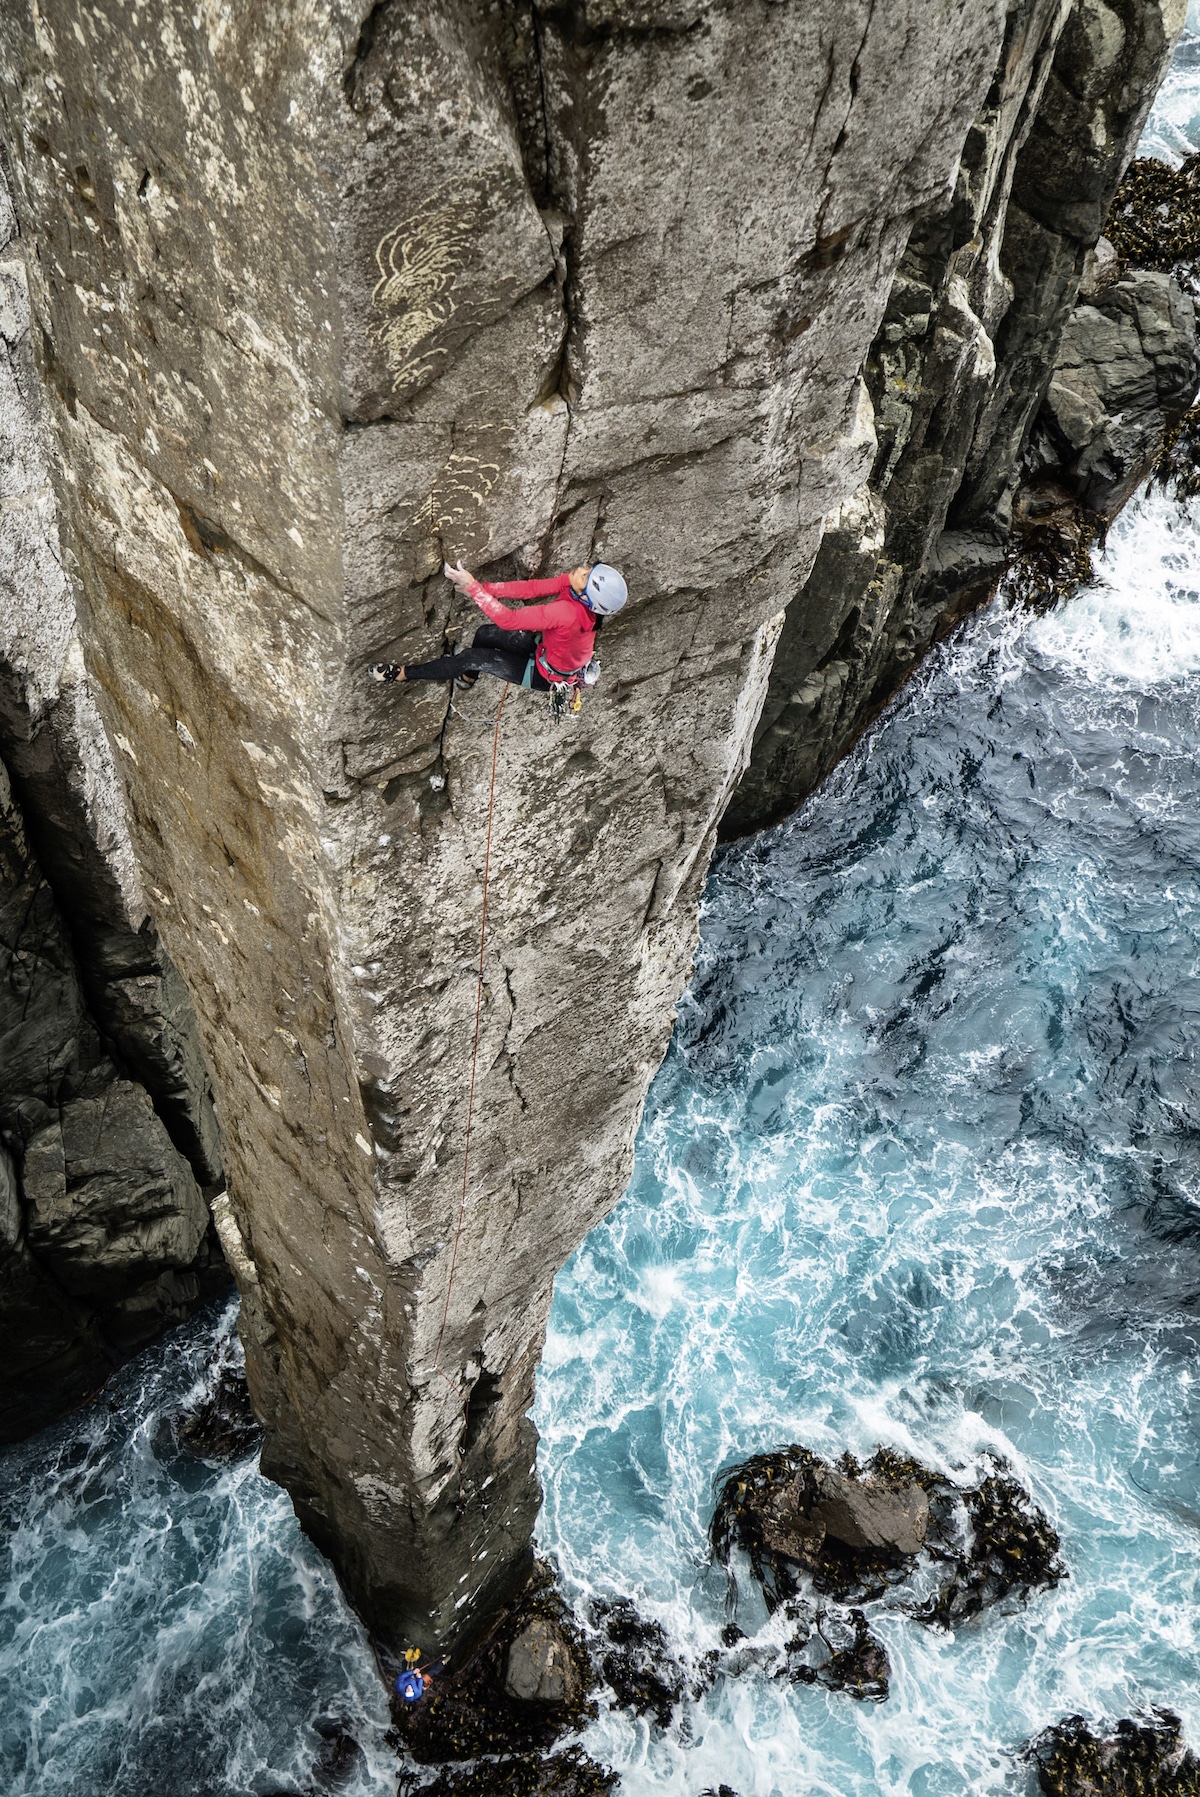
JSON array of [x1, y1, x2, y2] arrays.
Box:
[[431, 686, 507, 1403], [534, 616, 602, 720], [539, 650, 600, 721]]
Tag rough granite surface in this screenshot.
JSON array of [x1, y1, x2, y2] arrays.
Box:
[[0, 0, 1183, 1653]]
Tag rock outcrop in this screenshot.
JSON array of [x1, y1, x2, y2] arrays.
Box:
[[504, 1617, 582, 1709], [1029, 264, 1200, 514], [711, 1445, 1066, 1629], [393, 1566, 594, 1763], [810, 1463, 930, 1558], [0, 0, 1184, 1660], [1031, 1710, 1200, 1796], [0, 750, 225, 1434], [724, 0, 1189, 837], [0, 156, 227, 1438]]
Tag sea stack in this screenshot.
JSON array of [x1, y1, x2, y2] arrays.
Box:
[[0, 0, 1185, 1653]]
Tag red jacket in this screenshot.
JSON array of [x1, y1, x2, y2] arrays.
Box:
[[466, 574, 595, 682]]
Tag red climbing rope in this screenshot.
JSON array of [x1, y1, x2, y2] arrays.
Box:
[[432, 685, 508, 1384]]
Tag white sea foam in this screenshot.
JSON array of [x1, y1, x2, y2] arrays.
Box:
[[1138, 1, 1200, 164], [1025, 490, 1200, 685], [0, 1302, 395, 1797]]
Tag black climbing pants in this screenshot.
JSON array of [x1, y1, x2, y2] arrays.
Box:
[[404, 624, 551, 690]]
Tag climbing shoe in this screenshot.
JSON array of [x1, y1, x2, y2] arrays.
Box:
[[369, 662, 402, 683], [454, 671, 480, 689]]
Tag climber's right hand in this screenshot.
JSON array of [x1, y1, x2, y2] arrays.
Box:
[[443, 559, 474, 592]]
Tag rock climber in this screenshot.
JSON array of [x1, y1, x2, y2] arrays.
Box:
[[368, 560, 628, 700]]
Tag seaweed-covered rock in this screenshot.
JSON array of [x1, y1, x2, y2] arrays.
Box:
[[400, 1745, 617, 1797], [1107, 155, 1200, 287], [175, 1359, 262, 1462], [391, 1567, 594, 1764], [785, 1604, 891, 1704], [1007, 480, 1104, 610], [711, 1445, 1064, 1627], [919, 1469, 1065, 1628], [1154, 404, 1200, 500], [590, 1598, 687, 1730], [1097, 152, 1200, 505], [1030, 1710, 1200, 1796]]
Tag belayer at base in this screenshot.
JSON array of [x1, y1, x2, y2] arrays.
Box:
[[369, 559, 628, 714], [395, 1647, 441, 1704]]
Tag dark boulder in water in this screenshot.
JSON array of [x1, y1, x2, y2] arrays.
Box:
[[1030, 1710, 1200, 1796], [784, 1603, 891, 1704], [504, 1616, 583, 1709], [312, 1716, 366, 1789], [400, 1744, 618, 1796], [811, 1462, 929, 1556], [711, 1445, 1065, 1625]]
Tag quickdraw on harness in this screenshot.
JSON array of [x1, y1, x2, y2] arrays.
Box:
[[537, 630, 602, 723], [548, 678, 585, 721]]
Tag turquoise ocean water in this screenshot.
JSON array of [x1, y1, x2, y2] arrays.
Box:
[[5, 26, 1200, 1794]]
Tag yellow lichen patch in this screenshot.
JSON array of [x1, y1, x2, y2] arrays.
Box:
[[371, 179, 489, 394]]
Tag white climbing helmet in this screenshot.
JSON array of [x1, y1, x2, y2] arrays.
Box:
[[583, 563, 628, 615]]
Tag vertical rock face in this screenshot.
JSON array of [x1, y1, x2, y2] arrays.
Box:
[[725, 0, 1188, 837], [0, 159, 226, 1437], [0, 0, 1018, 1651]]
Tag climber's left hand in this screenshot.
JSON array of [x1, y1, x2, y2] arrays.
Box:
[[443, 559, 474, 593]]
